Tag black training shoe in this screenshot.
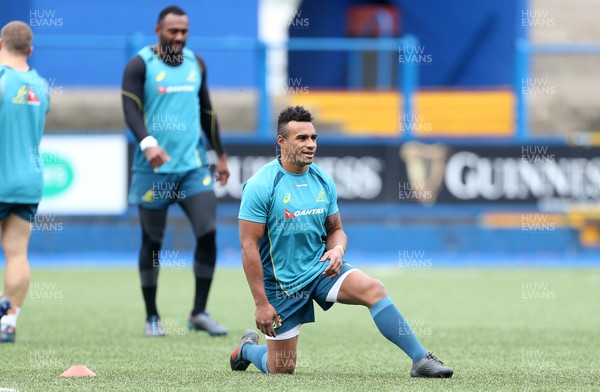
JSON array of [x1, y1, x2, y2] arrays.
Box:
[[410, 352, 453, 378], [0, 324, 16, 343], [230, 329, 259, 371], [0, 294, 11, 319]]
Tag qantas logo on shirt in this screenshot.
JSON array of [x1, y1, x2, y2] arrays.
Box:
[[27, 88, 40, 105], [285, 208, 325, 219], [157, 84, 195, 94]]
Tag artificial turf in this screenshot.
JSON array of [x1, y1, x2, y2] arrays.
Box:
[[1, 266, 598, 391]]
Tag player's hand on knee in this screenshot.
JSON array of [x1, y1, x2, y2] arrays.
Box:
[[145, 146, 171, 169], [255, 303, 280, 337], [319, 247, 344, 279]]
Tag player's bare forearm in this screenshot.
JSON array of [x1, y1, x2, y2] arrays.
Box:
[[326, 229, 347, 254], [320, 212, 347, 278], [241, 246, 269, 306], [239, 219, 269, 306], [324, 212, 347, 253], [240, 237, 281, 336]]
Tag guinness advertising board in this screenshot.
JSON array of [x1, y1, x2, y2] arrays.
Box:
[[212, 144, 392, 202], [397, 142, 600, 208], [172, 142, 600, 207]]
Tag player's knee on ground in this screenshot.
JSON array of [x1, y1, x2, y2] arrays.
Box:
[[271, 365, 296, 374], [267, 348, 298, 374], [269, 348, 297, 374]]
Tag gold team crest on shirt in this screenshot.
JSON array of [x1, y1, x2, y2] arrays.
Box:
[[12, 85, 28, 104], [316, 189, 326, 202], [186, 70, 197, 82]]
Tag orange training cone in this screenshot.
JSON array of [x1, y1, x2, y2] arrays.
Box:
[[60, 365, 96, 377]]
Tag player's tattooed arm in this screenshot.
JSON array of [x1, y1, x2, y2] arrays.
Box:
[[325, 212, 340, 231], [324, 212, 346, 250], [321, 212, 347, 278]]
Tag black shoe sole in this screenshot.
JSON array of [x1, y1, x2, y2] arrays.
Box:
[[411, 370, 454, 378], [231, 359, 251, 371]]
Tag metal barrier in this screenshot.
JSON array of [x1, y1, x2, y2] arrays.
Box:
[[515, 40, 600, 141], [38, 34, 595, 142], [33, 34, 418, 140]]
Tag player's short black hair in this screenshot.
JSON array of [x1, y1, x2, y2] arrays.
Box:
[[277, 106, 313, 137], [157, 5, 187, 24]]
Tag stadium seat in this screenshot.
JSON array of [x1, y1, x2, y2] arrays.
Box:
[[290, 89, 515, 137]]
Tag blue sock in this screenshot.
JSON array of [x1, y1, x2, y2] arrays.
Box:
[[370, 296, 428, 362], [242, 344, 269, 374]]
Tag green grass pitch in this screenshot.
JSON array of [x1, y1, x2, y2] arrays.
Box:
[[1, 266, 599, 391]]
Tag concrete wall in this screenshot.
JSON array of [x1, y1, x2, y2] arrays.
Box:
[[529, 0, 600, 134]]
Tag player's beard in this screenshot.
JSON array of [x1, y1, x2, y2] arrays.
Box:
[[158, 36, 185, 63], [168, 40, 185, 54], [294, 150, 315, 167]]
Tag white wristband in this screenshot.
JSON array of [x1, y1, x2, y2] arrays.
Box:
[[140, 136, 158, 151], [333, 244, 345, 256]]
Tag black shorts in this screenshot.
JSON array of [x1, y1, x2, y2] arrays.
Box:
[[0, 203, 38, 222]]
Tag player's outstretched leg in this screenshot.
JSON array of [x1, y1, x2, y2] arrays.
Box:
[[337, 270, 453, 378]]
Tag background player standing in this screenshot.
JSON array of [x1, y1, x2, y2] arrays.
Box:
[[230, 106, 453, 377], [121, 6, 229, 336], [0, 21, 50, 343]]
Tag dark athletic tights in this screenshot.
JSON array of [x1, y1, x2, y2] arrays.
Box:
[[138, 191, 217, 321]]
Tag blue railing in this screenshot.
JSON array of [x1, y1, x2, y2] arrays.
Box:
[[35, 34, 591, 142], [33, 34, 418, 140], [514, 41, 600, 141]]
